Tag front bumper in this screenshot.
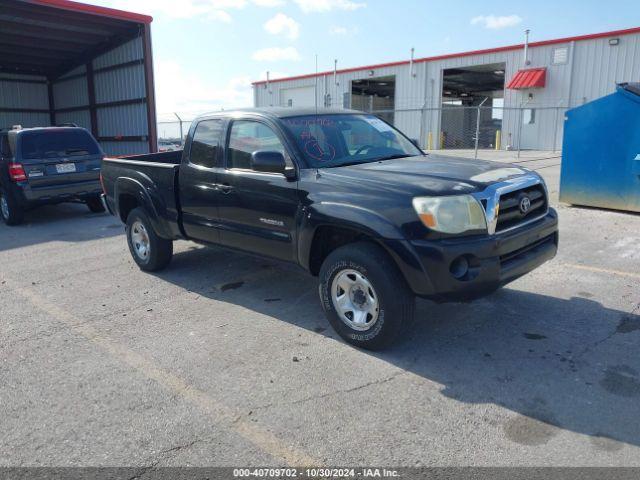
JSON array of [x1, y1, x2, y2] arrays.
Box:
[[397, 209, 559, 301]]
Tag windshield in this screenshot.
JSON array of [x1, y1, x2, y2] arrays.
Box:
[[19, 129, 101, 160], [281, 114, 422, 168]]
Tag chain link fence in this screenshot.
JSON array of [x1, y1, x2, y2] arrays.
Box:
[[359, 105, 567, 158], [157, 104, 568, 158]]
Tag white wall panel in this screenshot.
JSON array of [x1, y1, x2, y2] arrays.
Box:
[[54, 110, 92, 130], [100, 141, 148, 156], [0, 80, 48, 109], [571, 35, 640, 107], [53, 76, 89, 109], [279, 86, 316, 107], [97, 103, 148, 137], [0, 112, 49, 128], [93, 37, 144, 69], [94, 64, 146, 103]]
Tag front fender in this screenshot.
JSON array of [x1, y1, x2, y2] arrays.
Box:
[[115, 177, 173, 239], [298, 202, 435, 295]]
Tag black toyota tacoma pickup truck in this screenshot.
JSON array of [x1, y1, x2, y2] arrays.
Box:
[[101, 108, 558, 349], [0, 126, 105, 225]]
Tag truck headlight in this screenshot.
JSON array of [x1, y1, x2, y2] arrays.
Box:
[[412, 195, 487, 234]]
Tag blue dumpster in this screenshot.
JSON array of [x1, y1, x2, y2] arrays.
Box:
[[560, 83, 640, 213]]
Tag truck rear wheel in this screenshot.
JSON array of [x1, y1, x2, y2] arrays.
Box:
[[319, 241, 415, 350], [126, 207, 173, 272], [0, 187, 24, 226]]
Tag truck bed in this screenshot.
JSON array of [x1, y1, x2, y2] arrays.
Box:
[[101, 150, 184, 239], [114, 150, 183, 165]]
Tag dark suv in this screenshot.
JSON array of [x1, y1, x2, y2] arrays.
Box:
[[0, 126, 105, 225]]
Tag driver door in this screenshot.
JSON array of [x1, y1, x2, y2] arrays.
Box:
[[215, 119, 300, 262]]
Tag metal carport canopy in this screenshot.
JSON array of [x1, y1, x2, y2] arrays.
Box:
[[0, 0, 152, 78], [0, 0, 157, 153]]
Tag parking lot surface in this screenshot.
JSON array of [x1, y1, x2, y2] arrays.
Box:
[[1, 153, 639, 467]]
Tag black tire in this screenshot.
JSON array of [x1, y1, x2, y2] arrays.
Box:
[[86, 196, 105, 213], [0, 187, 24, 226], [319, 241, 415, 350], [125, 207, 173, 272]]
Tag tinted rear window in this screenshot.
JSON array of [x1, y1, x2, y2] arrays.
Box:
[[19, 130, 101, 159]]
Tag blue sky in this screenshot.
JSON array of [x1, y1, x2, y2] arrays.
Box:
[[90, 0, 639, 120]]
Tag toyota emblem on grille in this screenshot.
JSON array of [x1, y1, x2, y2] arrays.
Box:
[[519, 196, 532, 214]]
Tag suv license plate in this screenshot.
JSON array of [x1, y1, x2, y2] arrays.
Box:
[[56, 163, 76, 174]]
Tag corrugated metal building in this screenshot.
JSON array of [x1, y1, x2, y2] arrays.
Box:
[[0, 0, 157, 155], [253, 27, 640, 150]]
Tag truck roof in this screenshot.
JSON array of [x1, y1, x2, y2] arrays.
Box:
[[195, 107, 364, 122]]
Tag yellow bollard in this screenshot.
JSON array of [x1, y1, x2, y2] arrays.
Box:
[[495, 130, 501, 151], [427, 132, 433, 150], [440, 132, 445, 149]]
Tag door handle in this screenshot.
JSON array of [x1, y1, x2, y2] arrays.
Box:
[[219, 183, 234, 194]]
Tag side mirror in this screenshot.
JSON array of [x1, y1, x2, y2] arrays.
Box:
[[251, 150, 286, 174]]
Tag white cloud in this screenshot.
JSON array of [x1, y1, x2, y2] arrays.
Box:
[[293, 0, 366, 13], [252, 47, 301, 62], [208, 10, 233, 22], [211, 0, 247, 7], [155, 60, 253, 116], [471, 14, 523, 29], [329, 25, 358, 36], [252, 0, 285, 5], [264, 13, 300, 40]]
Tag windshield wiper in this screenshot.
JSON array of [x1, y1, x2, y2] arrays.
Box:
[[327, 160, 369, 168], [372, 154, 411, 162], [325, 154, 412, 168]]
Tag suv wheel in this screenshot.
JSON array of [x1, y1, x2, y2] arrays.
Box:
[[126, 207, 173, 272], [0, 188, 24, 226], [86, 196, 105, 213], [319, 241, 415, 350]]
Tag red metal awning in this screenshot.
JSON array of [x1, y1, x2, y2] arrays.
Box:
[[507, 68, 547, 89]]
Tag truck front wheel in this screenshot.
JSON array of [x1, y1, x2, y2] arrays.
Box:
[[126, 207, 173, 272], [319, 241, 415, 350]]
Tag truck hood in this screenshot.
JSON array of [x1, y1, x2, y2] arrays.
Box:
[[317, 154, 533, 195]]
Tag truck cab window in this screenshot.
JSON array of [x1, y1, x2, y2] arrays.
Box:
[[228, 121, 285, 170], [190, 119, 223, 168]]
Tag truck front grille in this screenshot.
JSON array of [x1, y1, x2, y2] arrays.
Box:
[[495, 184, 548, 232]]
